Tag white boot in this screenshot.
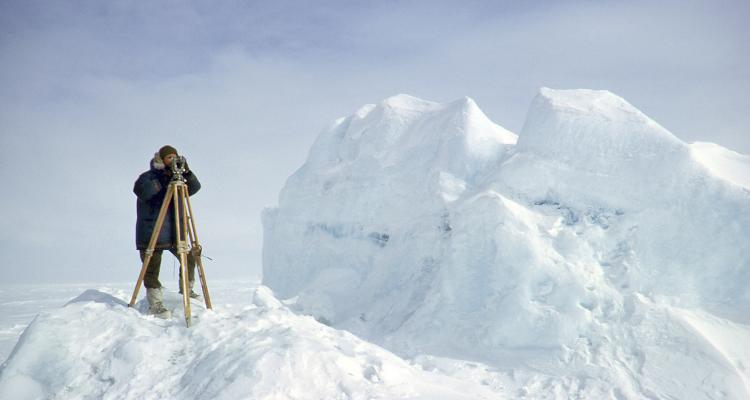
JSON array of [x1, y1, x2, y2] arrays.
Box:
[[179, 280, 201, 299], [146, 287, 171, 319], [189, 280, 201, 299]]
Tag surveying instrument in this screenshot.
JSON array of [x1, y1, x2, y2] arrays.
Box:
[[129, 156, 212, 327]]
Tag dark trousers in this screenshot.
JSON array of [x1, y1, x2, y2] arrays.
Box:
[[139, 249, 196, 289]]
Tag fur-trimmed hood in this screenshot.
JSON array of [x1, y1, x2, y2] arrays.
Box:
[[150, 152, 166, 171]]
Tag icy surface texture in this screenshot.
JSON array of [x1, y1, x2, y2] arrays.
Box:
[[0, 287, 495, 400], [263, 89, 750, 399]]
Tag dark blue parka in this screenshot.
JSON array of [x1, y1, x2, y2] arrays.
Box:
[[134, 155, 201, 250]]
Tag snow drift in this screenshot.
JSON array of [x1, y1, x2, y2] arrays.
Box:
[[263, 89, 750, 398], [0, 287, 495, 399]]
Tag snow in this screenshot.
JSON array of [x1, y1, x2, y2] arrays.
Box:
[[263, 89, 750, 399], [0, 284, 497, 399], [3, 88, 749, 399], [690, 141, 750, 189], [518, 88, 685, 167], [0, 283, 109, 363]]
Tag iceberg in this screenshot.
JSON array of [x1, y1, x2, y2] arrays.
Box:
[[263, 88, 750, 398]]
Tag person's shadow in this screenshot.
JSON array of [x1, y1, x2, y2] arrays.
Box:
[[64, 289, 128, 308]]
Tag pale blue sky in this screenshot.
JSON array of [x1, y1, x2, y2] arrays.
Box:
[[1, 0, 748, 284]]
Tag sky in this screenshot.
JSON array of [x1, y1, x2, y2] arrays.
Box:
[[0, 0, 748, 285]]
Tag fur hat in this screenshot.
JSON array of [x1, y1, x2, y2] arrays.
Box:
[[159, 145, 178, 160]]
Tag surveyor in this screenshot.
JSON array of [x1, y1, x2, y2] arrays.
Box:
[[133, 145, 201, 318]]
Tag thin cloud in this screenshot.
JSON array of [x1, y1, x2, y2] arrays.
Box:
[[0, 0, 747, 284]]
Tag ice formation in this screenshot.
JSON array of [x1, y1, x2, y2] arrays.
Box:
[[263, 88, 750, 398]]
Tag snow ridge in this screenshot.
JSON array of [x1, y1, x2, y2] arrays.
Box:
[[518, 88, 685, 173], [0, 287, 495, 399]]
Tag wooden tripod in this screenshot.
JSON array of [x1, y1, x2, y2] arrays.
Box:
[[128, 176, 212, 327]]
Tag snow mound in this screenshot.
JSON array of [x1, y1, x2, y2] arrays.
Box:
[[502, 88, 702, 209], [0, 288, 495, 400], [518, 88, 684, 165], [263, 89, 750, 399], [690, 141, 750, 189]]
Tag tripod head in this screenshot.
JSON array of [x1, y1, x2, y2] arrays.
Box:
[[170, 156, 188, 182]]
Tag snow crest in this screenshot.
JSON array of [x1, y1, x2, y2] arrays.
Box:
[[263, 89, 750, 399]]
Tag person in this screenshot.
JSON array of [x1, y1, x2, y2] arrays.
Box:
[[133, 145, 202, 318]]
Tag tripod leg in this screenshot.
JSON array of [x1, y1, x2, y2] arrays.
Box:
[[175, 184, 192, 327], [184, 191, 213, 310], [179, 251, 191, 327], [130, 184, 175, 307], [195, 255, 212, 310]]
